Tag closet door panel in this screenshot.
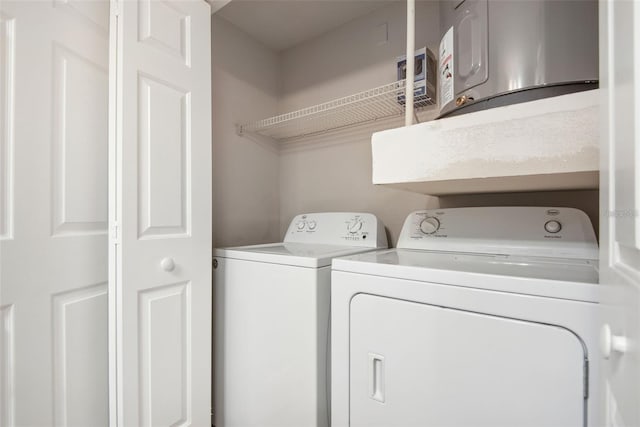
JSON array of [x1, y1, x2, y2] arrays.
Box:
[[137, 74, 190, 238], [0, 1, 109, 426], [111, 1, 211, 426]]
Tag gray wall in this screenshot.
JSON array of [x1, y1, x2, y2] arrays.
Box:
[[211, 16, 281, 247], [277, 2, 440, 245]]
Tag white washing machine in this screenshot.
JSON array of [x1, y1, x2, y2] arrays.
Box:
[[331, 207, 600, 427], [214, 212, 387, 427]]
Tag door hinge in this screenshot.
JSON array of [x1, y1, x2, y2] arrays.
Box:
[[111, 223, 120, 243], [112, 0, 121, 17], [583, 359, 589, 399]]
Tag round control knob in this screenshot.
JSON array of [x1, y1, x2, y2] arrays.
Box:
[[419, 217, 440, 234], [308, 220, 317, 230], [348, 220, 363, 234], [296, 221, 305, 230], [544, 220, 562, 234]]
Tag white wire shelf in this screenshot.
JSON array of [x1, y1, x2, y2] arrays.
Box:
[[237, 79, 435, 142]]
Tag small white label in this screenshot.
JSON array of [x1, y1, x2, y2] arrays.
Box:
[[439, 27, 454, 108]]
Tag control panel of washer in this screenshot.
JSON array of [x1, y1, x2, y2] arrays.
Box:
[[284, 212, 388, 248], [397, 207, 598, 260]]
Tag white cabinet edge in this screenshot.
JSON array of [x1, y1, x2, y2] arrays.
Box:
[[372, 90, 599, 192]]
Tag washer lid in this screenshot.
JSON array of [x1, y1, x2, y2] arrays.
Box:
[[332, 249, 600, 302], [214, 242, 377, 268]]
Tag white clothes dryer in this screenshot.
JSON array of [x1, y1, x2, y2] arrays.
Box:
[[331, 207, 599, 427], [214, 212, 387, 427]]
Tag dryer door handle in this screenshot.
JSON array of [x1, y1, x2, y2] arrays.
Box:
[[368, 353, 385, 403]]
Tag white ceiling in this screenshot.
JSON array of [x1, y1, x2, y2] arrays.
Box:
[[215, 0, 398, 52]]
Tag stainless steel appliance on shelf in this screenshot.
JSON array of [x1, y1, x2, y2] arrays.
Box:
[[438, 0, 598, 118]]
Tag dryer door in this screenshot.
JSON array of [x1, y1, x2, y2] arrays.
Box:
[[349, 294, 586, 427]]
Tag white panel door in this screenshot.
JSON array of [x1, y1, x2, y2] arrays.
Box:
[[0, 1, 110, 426], [350, 294, 586, 427], [599, 1, 640, 426], [110, 0, 212, 426]]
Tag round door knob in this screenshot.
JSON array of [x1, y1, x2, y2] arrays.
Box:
[[420, 217, 440, 234], [160, 257, 176, 272], [600, 324, 629, 359]]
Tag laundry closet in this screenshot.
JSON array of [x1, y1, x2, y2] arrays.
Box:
[[209, 2, 638, 427], [210, 1, 599, 249], [0, 0, 638, 426]]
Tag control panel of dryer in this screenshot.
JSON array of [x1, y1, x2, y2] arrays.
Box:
[[284, 212, 388, 248], [397, 207, 598, 260]]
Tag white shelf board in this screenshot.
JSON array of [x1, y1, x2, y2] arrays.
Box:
[[237, 80, 435, 142], [372, 90, 600, 196]]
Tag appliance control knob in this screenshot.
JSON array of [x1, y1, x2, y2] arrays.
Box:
[[420, 217, 440, 234], [308, 220, 317, 230], [296, 221, 306, 230], [544, 220, 562, 234], [348, 220, 363, 234]]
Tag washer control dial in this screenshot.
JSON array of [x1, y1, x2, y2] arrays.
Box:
[[296, 221, 306, 230], [308, 220, 317, 230], [420, 217, 440, 234], [544, 220, 562, 234], [347, 219, 363, 234]]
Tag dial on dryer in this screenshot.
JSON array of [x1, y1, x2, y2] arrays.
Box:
[[544, 220, 562, 234], [419, 217, 440, 234]]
